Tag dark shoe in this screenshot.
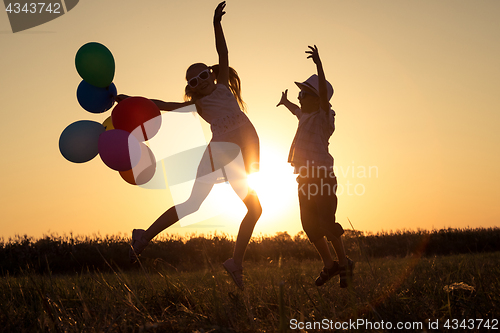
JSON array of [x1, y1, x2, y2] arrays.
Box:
[[315, 261, 340, 286], [129, 229, 149, 263], [223, 258, 244, 290], [339, 257, 354, 288]]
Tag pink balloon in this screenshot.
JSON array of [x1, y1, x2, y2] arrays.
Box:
[[98, 129, 141, 171], [119, 143, 156, 185]]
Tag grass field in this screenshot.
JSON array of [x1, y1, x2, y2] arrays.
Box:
[[1, 250, 499, 332]]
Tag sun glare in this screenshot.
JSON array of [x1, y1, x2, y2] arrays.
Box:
[[247, 151, 297, 219], [246, 172, 263, 193], [198, 157, 297, 221], [168, 147, 299, 231]]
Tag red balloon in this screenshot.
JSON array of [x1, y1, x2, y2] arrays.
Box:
[[119, 143, 156, 185], [112, 97, 161, 141], [98, 129, 142, 171]]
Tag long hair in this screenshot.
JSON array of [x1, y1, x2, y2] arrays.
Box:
[[184, 63, 247, 112]]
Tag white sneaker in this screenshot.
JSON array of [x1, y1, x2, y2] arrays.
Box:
[[223, 258, 244, 290], [129, 229, 148, 263]]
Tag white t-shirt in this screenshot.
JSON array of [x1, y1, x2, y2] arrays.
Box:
[[196, 84, 250, 139]]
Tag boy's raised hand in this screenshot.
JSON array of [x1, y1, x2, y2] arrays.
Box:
[[306, 45, 321, 65], [214, 1, 226, 23], [276, 89, 289, 107], [306, 44, 330, 113]]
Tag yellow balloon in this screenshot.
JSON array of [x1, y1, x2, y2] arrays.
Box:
[[102, 116, 114, 131]]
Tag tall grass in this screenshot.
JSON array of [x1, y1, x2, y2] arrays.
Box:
[[1, 228, 499, 331], [1, 252, 499, 332]]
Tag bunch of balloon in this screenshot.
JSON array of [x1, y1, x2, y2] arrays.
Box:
[[59, 42, 161, 186]]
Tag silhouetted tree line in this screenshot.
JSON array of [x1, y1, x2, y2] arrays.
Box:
[[1, 227, 499, 275]]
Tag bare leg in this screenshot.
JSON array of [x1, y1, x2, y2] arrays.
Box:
[[329, 236, 348, 266], [143, 178, 214, 241], [312, 237, 336, 268], [232, 189, 262, 266]]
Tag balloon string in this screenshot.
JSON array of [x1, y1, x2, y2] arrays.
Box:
[[141, 124, 148, 141]]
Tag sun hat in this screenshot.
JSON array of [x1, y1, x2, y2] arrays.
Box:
[[295, 74, 334, 101]]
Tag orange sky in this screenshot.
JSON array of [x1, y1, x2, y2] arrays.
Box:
[[1, 0, 499, 241]]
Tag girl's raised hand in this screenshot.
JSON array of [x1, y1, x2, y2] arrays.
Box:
[[276, 89, 289, 107], [306, 45, 321, 65], [214, 1, 226, 23]]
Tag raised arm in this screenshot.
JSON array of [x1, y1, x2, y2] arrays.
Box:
[[214, 1, 229, 87], [276, 89, 301, 116], [116, 94, 194, 112], [306, 45, 330, 113]]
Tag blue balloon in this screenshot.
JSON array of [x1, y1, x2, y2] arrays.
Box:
[[77, 81, 117, 114], [59, 120, 105, 163]]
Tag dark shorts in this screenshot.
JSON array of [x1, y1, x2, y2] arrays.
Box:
[[297, 167, 344, 243]]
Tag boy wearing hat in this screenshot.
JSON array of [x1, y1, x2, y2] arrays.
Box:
[[277, 45, 353, 288]]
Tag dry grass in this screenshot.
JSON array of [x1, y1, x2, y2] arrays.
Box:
[[1, 251, 499, 332]]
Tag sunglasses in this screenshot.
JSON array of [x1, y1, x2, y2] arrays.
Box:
[[187, 69, 212, 88]]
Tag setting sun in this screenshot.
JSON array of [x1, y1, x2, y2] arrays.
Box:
[[247, 149, 297, 219]]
